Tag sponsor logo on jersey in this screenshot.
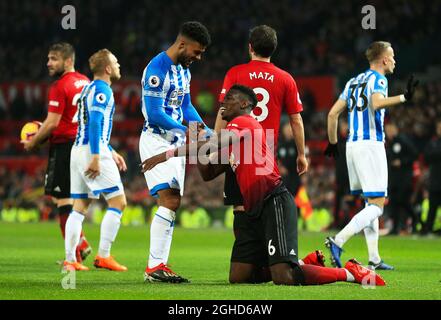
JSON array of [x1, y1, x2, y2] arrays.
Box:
[[49, 100, 59, 107], [148, 75, 160, 88], [96, 93, 106, 104]]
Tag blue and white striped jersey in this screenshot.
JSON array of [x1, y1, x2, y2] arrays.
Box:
[[141, 52, 191, 137], [74, 79, 115, 152], [340, 69, 388, 143]]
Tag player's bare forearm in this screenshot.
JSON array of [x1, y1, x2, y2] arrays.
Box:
[[327, 114, 339, 144], [32, 117, 56, 144], [24, 112, 61, 150], [289, 113, 306, 156], [327, 99, 346, 144], [141, 132, 238, 172], [214, 108, 228, 134], [371, 93, 403, 110]]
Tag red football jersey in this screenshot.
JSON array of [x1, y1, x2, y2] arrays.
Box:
[[226, 114, 282, 212], [47, 71, 89, 144], [219, 60, 303, 151]]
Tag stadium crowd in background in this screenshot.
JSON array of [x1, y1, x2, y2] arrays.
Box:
[[1, 0, 440, 234]]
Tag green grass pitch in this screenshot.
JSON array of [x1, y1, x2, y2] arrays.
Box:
[[1, 221, 440, 300]]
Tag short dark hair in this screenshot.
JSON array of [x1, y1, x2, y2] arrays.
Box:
[[230, 84, 258, 109], [179, 21, 211, 47], [365, 41, 391, 63], [49, 42, 75, 61], [249, 25, 277, 58]]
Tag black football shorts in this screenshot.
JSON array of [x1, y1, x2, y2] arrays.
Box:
[[44, 141, 73, 199], [231, 183, 299, 267]]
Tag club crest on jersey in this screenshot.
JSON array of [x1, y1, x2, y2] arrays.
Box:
[[148, 75, 160, 88], [96, 93, 106, 104]]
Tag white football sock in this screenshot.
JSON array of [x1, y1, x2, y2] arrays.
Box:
[[364, 217, 381, 264], [163, 221, 175, 265], [335, 204, 382, 248], [65, 211, 85, 262], [148, 206, 176, 269], [98, 208, 122, 258]]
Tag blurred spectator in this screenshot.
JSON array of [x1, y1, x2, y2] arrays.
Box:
[[385, 122, 419, 234], [179, 197, 211, 228], [332, 117, 359, 229], [421, 118, 441, 235]]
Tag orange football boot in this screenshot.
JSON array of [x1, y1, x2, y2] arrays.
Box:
[[93, 256, 128, 271], [63, 261, 90, 271]]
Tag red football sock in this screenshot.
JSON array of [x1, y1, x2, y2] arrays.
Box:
[[299, 264, 347, 285], [59, 213, 69, 238], [59, 213, 85, 239], [58, 205, 85, 239]]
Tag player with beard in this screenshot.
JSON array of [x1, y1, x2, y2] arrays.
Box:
[[139, 21, 211, 283], [23, 43, 92, 263]]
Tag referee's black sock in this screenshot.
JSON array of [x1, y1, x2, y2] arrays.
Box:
[[58, 204, 73, 239]]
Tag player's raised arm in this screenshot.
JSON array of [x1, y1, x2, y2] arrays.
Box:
[[371, 75, 419, 110]]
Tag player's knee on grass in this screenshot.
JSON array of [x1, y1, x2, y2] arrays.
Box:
[[229, 262, 258, 284], [270, 263, 304, 286]]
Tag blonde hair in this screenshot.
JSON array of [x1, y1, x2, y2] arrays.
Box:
[[89, 49, 112, 74], [365, 41, 391, 63]]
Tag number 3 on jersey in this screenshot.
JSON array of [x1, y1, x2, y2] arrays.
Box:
[[251, 87, 269, 122]]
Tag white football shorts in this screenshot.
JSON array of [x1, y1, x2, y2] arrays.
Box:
[[139, 130, 186, 198], [346, 140, 388, 198], [70, 144, 124, 200]]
